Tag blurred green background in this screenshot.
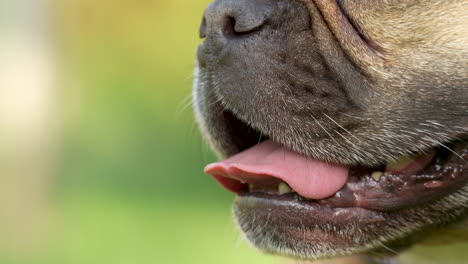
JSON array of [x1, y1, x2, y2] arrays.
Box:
[[1, 1, 463, 264], [0, 0, 279, 263]]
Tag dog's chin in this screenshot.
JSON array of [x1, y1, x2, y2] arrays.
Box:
[[194, 81, 468, 259]]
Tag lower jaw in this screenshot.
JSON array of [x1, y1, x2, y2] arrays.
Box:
[[235, 192, 385, 226], [234, 193, 383, 239], [233, 194, 390, 259], [233, 188, 468, 259]]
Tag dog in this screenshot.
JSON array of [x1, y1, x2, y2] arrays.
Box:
[[193, 0, 468, 263]]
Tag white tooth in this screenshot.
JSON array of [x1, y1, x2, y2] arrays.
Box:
[[371, 171, 384, 181], [278, 182, 292, 194], [385, 154, 417, 172]]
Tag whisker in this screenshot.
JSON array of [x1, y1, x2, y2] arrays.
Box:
[[377, 241, 399, 255], [323, 113, 362, 143], [311, 115, 341, 146], [175, 93, 194, 115], [437, 142, 467, 163]]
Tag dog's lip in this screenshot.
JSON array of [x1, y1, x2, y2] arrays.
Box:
[[201, 104, 468, 211], [234, 193, 386, 247], [320, 143, 468, 211], [212, 138, 468, 211], [203, 106, 468, 211], [204, 106, 468, 211], [202, 98, 468, 210]]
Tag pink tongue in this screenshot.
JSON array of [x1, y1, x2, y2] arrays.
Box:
[[204, 140, 349, 199]]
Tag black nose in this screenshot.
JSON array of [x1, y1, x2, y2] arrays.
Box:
[[200, 0, 273, 39]]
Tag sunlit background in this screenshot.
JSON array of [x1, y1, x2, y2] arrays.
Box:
[[1, 1, 466, 264], [0, 0, 280, 263]]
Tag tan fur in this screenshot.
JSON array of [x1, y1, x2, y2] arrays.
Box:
[[194, 0, 468, 262]]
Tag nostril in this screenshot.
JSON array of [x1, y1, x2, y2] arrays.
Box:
[[222, 15, 266, 39], [199, 16, 207, 39], [222, 16, 237, 38], [201, 0, 272, 40], [233, 14, 266, 34]]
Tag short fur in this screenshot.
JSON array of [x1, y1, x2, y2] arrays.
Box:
[[193, 0, 468, 262]]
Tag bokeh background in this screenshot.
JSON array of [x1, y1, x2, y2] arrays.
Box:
[[0, 0, 279, 263], [1, 1, 465, 264]]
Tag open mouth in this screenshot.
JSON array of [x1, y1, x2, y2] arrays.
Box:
[[204, 110, 468, 213]]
